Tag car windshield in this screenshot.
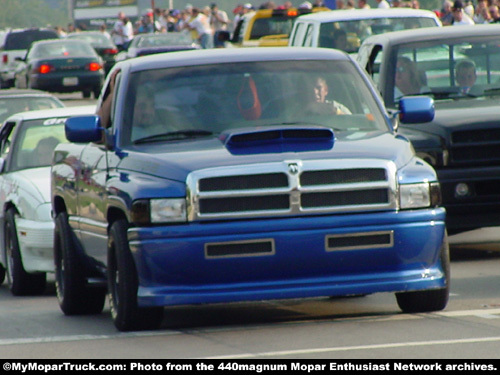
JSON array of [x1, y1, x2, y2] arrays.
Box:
[[250, 16, 298, 40], [4, 30, 58, 50], [0, 97, 63, 123], [67, 33, 113, 46], [318, 17, 438, 53], [391, 36, 500, 103], [9, 118, 67, 171], [122, 60, 388, 145], [31, 41, 96, 58]]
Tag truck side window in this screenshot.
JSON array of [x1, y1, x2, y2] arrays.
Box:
[[97, 69, 121, 129]]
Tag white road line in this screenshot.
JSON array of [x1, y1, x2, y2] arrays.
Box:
[[0, 331, 178, 346], [203, 336, 500, 359], [434, 308, 500, 317], [0, 309, 499, 347]]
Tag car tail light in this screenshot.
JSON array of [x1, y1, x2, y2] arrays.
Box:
[[87, 62, 102, 71], [103, 48, 118, 55], [38, 64, 53, 74], [287, 10, 298, 16], [2, 54, 7, 64]]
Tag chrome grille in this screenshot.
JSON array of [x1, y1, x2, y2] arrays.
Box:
[[186, 159, 398, 221]]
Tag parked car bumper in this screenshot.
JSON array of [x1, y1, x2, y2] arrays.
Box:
[[16, 216, 54, 273], [0, 70, 16, 87], [30, 72, 103, 93], [128, 208, 447, 307]]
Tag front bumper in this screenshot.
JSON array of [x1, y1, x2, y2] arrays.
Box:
[[128, 209, 447, 308], [438, 166, 500, 235], [16, 217, 54, 273]]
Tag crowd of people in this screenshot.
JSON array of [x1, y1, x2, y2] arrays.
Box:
[[439, 0, 500, 24], [55, 0, 500, 51]]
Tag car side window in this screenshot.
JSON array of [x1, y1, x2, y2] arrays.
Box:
[[290, 22, 305, 46], [364, 44, 383, 87], [0, 121, 15, 161], [303, 24, 314, 47], [97, 69, 121, 130]]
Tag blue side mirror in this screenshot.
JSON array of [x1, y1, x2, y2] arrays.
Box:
[[65, 115, 103, 143], [398, 96, 435, 124]]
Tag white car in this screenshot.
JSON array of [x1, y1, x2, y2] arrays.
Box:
[[289, 8, 441, 54], [0, 105, 96, 295]]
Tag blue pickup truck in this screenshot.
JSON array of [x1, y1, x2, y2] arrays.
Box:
[[51, 47, 449, 331]]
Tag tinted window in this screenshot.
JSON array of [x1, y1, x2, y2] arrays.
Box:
[[4, 30, 59, 50], [250, 17, 297, 40], [122, 60, 387, 145], [67, 33, 114, 46], [392, 36, 500, 104], [32, 41, 97, 58], [318, 17, 438, 53]]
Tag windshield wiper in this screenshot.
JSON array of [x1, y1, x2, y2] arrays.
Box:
[[134, 130, 213, 144], [482, 87, 500, 96]]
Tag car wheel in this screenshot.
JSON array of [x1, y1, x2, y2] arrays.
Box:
[[0, 264, 5, 285], [93, 86, 101, 99], [82, 89, 91, 99], [107, 219, 163, 331], [54, 211, 106, 315], [395, 231, 450, 313], [4, 208, 46, 296]]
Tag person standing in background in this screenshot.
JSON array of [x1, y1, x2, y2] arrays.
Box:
[[376, 0, 391, 8], [186, 7, 214, 49], [111, 12, 133, 51], [358, 0, 371, 9], [210, 3, 230, 48], [451, 0, 475, 24]]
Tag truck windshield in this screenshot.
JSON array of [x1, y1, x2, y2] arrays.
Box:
[[392, 36, 500, 103], [122, 60, 388, 145], [318, 17, 438, 53]]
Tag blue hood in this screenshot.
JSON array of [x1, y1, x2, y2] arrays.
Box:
[[117, 130, 414, 182]]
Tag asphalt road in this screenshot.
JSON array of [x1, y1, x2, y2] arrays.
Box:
[[0, 247, 499, 359]]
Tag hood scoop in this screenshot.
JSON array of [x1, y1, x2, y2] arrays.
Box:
[[220, 126, 335, 155]]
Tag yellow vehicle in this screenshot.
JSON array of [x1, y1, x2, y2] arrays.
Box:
[[231, 7, 329, 47]]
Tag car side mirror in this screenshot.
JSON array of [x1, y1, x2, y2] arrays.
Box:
[[65, 115, 103, 143], [398, 96, 435, 124]]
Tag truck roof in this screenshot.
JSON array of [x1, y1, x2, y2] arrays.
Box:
[[118, 46, 351, 73]]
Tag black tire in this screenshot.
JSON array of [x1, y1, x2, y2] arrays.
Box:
[[0, 264, 5, 285], [396, 231, 450, 313], [4, 208, 46, 296], [107, 219, 163, 331], [82, 89, 91, 99], [93, 86, 101, 99], [54, 211, 106, 315]]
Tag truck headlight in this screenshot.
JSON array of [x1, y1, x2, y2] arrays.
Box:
[[399, 182, 441, 209], [131, 198, 187, 224], [399, 183, 430, 209], [151, 198, 186, 223]]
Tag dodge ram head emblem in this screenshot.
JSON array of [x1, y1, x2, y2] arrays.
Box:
[[288, 163, 299, 175]]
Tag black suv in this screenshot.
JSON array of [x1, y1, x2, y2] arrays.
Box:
[[0, 28, 59, 88]]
